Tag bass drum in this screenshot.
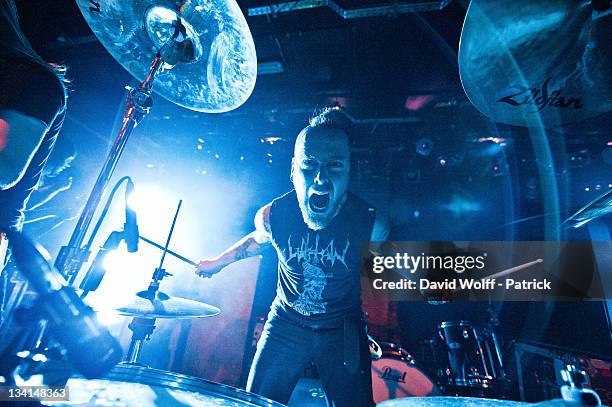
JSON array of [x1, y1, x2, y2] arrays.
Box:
[[371, 342, 441, 404], [41, 364, 286, 406]]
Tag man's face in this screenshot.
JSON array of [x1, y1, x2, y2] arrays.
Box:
[[292, 126, 350, 230]]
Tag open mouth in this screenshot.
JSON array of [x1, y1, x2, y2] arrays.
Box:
[[308, 192, 331, 213]]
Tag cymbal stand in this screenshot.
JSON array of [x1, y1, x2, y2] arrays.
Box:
[[55, 54, 164, 284], [124, 200, 182, 365]]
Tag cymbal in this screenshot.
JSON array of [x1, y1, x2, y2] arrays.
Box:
[[377, 397, 580, 406], [459, 1, 611, 127], [76, 0, 257, 113], [564, 189, 612, 228], [115, 290, 221, 318]]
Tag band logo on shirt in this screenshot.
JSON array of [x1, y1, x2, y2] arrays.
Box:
[[286, 234, 350, 316], [286, 234, 350, 270]]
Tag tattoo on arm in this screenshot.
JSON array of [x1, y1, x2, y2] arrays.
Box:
[[222, 232, 269, 264], [234, 239, 250, 261]]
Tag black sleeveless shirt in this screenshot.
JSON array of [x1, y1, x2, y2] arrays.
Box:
[[267, 190, 376, 328]]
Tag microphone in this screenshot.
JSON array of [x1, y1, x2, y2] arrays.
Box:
[[5, 230, 122, 378], [124, 179, 139, 253]]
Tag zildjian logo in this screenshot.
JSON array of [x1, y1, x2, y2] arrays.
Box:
[[498, 77, 583, 112], [286, 234, 350, 270]]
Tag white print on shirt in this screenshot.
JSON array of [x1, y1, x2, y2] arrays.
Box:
[[286, 234, 350, 315]]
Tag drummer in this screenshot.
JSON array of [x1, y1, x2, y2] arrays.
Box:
[[196, 107, 389, 407], [0, 0, 67, 336]]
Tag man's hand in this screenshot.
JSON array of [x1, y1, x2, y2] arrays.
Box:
[[195, 259, 225, 278]]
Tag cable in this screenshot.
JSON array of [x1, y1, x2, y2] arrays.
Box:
[[83, 176, 131, 251]]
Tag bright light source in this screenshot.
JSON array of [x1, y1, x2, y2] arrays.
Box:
[[87, 242, 153, 326]]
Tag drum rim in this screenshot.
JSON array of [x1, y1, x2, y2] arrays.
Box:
[[70, 365, 286, 407], [439, 320, 473, 328]]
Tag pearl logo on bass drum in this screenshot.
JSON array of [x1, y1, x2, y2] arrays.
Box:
[[380, 366, 407, 383]]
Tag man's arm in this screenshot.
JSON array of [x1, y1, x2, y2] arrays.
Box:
[[195, 204, 272, 277], [369, 210, 390, 255], [0, 109, 48, 190]]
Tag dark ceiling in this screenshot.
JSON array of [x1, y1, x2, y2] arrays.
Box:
[[15, 0, 469, 119]]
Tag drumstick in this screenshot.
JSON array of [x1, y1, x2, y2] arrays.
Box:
[[139, 235, 197, 267], [449, 258, 544, 292], [480, 258, 543, 281]]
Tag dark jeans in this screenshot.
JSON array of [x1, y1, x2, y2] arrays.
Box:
[[246, 315, 374, 407]]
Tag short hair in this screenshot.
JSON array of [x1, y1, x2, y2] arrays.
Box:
[[308, 107, 353, 135], [294, 108, 353, 157]]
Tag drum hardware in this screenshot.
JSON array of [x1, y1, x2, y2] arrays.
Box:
[[560, 364, 602, 405], [54, 54, 163, 284], [513, 342, 609, 405], [118, 200, 221, 365], [77, 176, 137, 296], [434, 320, 507, 395], [54, 0, 257, 286], [369, 334, 383, 360]]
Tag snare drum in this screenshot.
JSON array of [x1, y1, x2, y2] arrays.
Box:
[[41, 364, 286, 406], [371, 341, 440, 404]]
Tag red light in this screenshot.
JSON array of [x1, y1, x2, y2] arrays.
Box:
[[405, 95, 434, 111], [0, 119, 9, 151]]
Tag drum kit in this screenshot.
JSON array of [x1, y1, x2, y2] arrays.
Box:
[[2, 0, 609, 405], [368, 318, 508, 405]]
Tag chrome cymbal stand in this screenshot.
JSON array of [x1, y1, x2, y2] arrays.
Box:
[[55, 54, 163, 283]]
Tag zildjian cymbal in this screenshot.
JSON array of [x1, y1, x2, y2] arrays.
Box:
[[459, 0, 611, 127], [76, 0, 257, 113]]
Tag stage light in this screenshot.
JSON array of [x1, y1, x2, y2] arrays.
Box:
[[405, 95, 434, 111], [416, 138, 433, 156], [442, 195, 482, 215], [126, 184, 178, 238], [87, 242, 150, 326]]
